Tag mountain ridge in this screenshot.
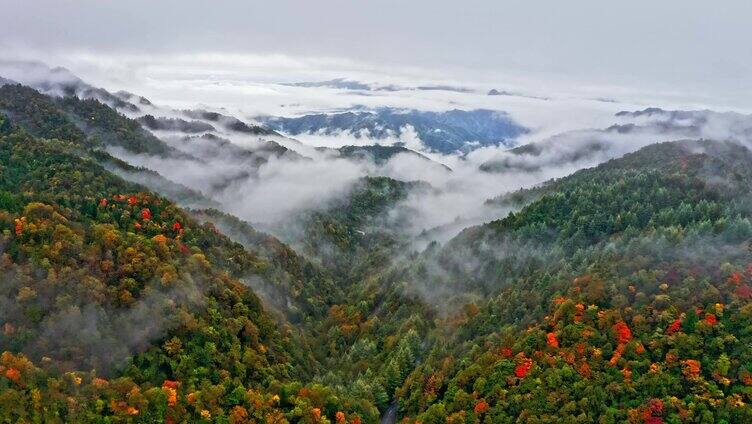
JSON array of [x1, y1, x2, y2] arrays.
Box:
[[261, 108, 528, 154]]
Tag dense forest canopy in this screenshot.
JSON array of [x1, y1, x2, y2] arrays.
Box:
[[1, 75, 752, 424]]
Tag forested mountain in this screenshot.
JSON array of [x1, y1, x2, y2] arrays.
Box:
[[182, 109, 279, 137], [0, 60, 148, 114], [1, 76, 752, 424], [137, 115, 216, 134], [397, 140, 752, 423], [332, 145, 450, 170], [0, 114, 392, 422], [0, 83, 174, 156], [260, 108, 527, 154]]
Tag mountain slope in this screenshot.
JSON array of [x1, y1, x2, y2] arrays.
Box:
[[190, 208, 342, 322], [0, 83, 309, 210], [137, 114, 216, 133], [0, 115, 379, 422], [286, 176, 425, 281], [333, 145, 451, 171], [183, 109, 279, 136], [0, 83, 174, 156], [394, 140, 752, 422], [0, 60, 146, 114]]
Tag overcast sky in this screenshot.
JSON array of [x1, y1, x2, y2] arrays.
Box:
[[2, 1, 752, 108]]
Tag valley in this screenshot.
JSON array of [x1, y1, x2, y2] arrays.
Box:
[[0, 60, 751, 424]]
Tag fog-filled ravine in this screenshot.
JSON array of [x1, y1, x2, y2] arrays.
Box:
[[7, 59, 752, 248], [6, 1, 752, 421], [3, 57, 752, 423]]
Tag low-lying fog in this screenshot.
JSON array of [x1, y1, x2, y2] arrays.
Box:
[[5, 57, 752, 248]]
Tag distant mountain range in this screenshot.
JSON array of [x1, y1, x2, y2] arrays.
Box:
[[261, 108, 528, 154], [280, 78, 472, 93], [282, 77, 550, 100], [487, 88, 550, 100], [479, 107, 752, 175], [281, 78, 373, 91], [1, 62, 528, 155]]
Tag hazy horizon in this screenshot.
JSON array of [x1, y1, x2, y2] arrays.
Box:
[[2, 1, 752, 111]]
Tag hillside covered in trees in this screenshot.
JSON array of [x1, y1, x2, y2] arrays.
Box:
[[1, 80, 752, 424]]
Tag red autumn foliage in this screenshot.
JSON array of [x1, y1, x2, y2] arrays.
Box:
[[424, 374, 441, 397], [128, 196, 138, 206], [613, 321, 632, 344], [610, 344, 625, 366], [515, 358, 533, 378], [164, 388, 177, 407], [647, 398, 663, 415], [172, 222, 182, 231], [546, 332, 559, 348], [574, 303, 585, 322], [667, 319, 682, 334], [703, 313, 717, 325], [578, 362, 592, 378], [474, 400, 489, 414], [92, 378, 108, 388], [682, 359, 701, 379], [99, 198, 108, 207], [336, 411, 346, 424], [728, 272, 743, 285], [641, 398, 664, 424], [110, 400, 139, 415], [162, 380, 179, 389], [735, 284, 752, 299], [141, 208, 152, 220], [4, 368, 21, 383], [742, 371, 752, 386], [500, 347, 513, 358]]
